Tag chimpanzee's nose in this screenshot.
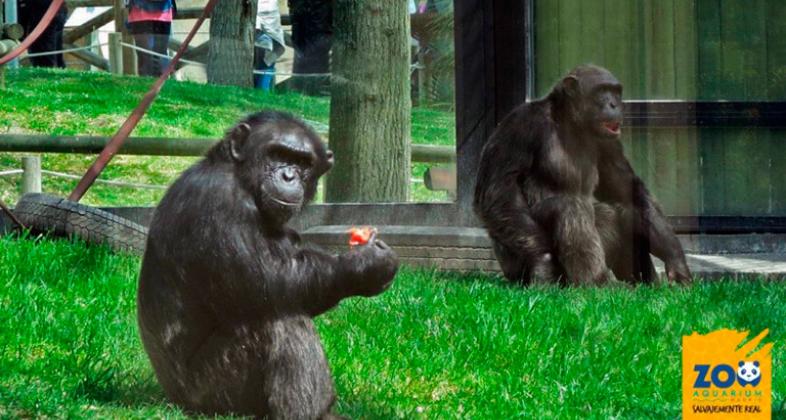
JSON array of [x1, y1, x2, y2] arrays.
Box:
[[282, 167, 297, 182]]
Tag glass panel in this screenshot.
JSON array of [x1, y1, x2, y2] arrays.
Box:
[[532, 0, 785, 219], [0, 0, 455, 207]]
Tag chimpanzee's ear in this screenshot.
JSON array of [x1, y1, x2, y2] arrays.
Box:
[[561, 74, 579, 97], [229, 123, 251, 162]]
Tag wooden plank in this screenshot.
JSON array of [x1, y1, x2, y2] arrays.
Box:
[[720, 0, 769, 215], [0, 134, 454, 162], [672, 128, 701, 216], [628, 1, 646, 99], [63, 43, 109, 70], [674, 0, 698, 99], [673, 0, 700, 216], [643, 0, 675, 99], [423, 165, 457, 196], [63, 8, 113, 44], [767, 1, 786, 215], [696, 0, 724, 214], [698, 128, 725, 215], [603, 0, 635, 98], [579, 0, 604, 67], [534, 0, 561, 97], [558, 0, 583, 74], [624, 2, 648, 188], [696, 0, 722, 100], [632, 0, 657, 202], [642, 0, 679, 214]]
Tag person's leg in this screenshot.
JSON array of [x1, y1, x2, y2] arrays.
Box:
[[52, 8, 68, 68], [150, 21, 172, 76], [254, 34, 276, 90], [28, 18, 60, 67], [129, 22, 155, 76]]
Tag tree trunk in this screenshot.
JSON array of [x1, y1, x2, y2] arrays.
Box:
[[325, 0, 411, 203], [207, 0, 256, 87]]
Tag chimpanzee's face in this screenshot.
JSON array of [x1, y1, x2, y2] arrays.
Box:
[[563, 66, 625, 139], [231, 121, 334, 224], [587, 82, 623, 138], [579, 69, 624, 139]]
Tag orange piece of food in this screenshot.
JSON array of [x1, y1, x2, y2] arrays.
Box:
[[348, 226, 375, 246]]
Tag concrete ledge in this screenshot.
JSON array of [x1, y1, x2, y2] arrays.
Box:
[[302, 225, 786, 280], [4, 217, 786, 279]]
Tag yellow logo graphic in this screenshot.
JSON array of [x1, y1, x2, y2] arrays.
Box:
[[683, 329, 772, 419]]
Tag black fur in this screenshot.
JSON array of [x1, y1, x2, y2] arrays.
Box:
[[474, 65, 691, 285], [138, 111, 399, 418]]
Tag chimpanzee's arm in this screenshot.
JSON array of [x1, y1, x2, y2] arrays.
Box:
[[474, 129, 552, 263], [271, 245, 353, 316], [596, 142, 690, 281], [207, 227, 391, 318]]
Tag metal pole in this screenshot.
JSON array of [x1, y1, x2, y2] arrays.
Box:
[[3, 0, 19, 68], [21, 155, 42, 193]]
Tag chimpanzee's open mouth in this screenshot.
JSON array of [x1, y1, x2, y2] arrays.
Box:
[[603, 122, 621, 135]]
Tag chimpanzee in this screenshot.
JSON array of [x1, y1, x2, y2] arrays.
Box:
[[137, 111, 399, 418], [474, 65, 691, 285]]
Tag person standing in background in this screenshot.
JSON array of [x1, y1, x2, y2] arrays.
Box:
[[18, 0, 68, 68], [254, 0, 285, 91], [127, 0, 175, 77]]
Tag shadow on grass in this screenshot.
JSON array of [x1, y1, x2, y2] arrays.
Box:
[[77, 371, 166, 408]]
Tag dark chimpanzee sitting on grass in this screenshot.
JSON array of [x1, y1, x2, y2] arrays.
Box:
[[137, 111, 399, 419], [474, 65, 691, 286]]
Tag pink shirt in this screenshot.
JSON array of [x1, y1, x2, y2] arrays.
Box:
[[128, 7, 173, 23]]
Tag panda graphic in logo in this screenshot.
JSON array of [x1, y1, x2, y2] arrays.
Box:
[[737, 361, 761, 387]]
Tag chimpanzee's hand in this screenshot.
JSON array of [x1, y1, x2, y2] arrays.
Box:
[[345, 233, 398, 297], [341, 232, 399, 297], [666, 257, 692, 284]]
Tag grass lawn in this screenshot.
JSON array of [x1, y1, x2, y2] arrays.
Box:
[[0, 67, 456, 207], [2, 236, 784, 418]]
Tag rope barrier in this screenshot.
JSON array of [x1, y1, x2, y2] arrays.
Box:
[[42, 169, 167, 189], [119, 43, 422, 78], [24, 43, 108, 58], [119, 42, 333, 77], [0, 167, 166, 189], [119, 42, 204, 67]]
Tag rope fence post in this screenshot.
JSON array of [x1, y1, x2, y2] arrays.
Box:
[[113, 0, 137, 75], [108, 32, 123, 75], [22, 156, 42, 194]]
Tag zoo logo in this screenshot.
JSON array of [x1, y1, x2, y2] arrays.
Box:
[[693, 361, 762, 388], [682, 329, 772, 419]]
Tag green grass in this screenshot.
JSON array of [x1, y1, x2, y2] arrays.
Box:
[[0, 67, 455, 206], [2, 236, 785, 418]]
